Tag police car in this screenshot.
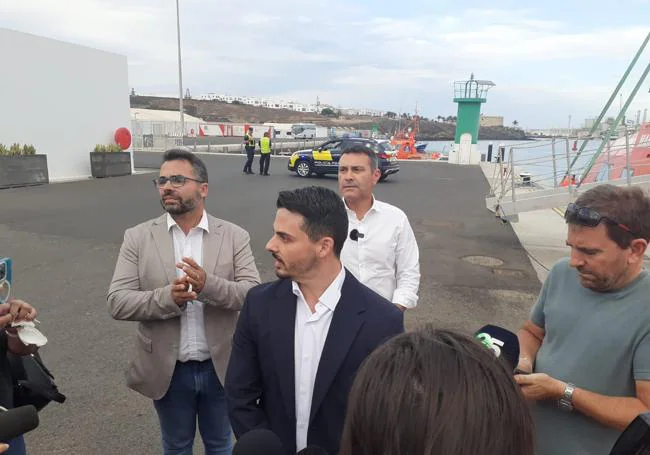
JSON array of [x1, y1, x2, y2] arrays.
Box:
[[288, 138, 400, 182]]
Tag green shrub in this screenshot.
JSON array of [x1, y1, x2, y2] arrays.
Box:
[[22, 144, 36, 155], [0, 143, 38, 156], [9, 143, 22, 156], [93, 143, 123, 153]]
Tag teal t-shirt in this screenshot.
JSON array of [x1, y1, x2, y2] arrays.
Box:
[[530, 257, 650, 455]]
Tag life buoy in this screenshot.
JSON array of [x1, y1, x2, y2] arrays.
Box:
[[114, 127, 132, 150]]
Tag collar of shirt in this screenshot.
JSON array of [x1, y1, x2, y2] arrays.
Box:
[[343, 196, 382, 219], [166, 210, 210, 233], [291, 265, 346, 312]]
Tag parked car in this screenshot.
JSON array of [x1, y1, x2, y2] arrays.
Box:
[[287, 138, 399, 181]]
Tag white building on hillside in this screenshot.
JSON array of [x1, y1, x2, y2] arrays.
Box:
[[197, 92, 385, 116]]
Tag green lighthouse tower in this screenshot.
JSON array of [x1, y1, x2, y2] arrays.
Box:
[[448, 74, 495, 165]]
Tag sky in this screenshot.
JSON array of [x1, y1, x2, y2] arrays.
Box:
[[1, 0, 649, 129]]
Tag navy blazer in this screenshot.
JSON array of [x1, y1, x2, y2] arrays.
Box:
[[225, 269, 404, 455]]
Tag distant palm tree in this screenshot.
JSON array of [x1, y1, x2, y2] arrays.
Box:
[[512, 120, 519, 127]]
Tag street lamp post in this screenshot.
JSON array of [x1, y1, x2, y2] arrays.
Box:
[[175, 0, 185, 140]]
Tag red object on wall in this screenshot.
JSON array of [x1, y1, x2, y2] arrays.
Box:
[[114, 127, 132, 150]]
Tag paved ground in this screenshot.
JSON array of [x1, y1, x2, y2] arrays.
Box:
[[0, 153, 542, 454]]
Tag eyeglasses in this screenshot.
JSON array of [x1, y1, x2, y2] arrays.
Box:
[[153, 175, 206, 188], [564, 203, 638, 237], [0, 258, 12, 304]]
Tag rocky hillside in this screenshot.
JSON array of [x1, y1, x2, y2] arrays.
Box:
[[131, 95, 528, 141]]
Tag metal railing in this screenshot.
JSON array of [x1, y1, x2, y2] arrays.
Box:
[[485, 126, 650, 221]]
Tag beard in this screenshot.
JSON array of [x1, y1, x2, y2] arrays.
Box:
[[160, 191, 199, 215], [577, 264, 628, 292], [272, 252, 318, 280]]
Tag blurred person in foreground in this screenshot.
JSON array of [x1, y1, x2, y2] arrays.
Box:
[[1, 298, 39, 455], [339, 326, 534, 455]]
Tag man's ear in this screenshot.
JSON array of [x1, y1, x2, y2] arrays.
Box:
[[318, 236, 335, 258], [372, 167, 381, 184], [629, 238, 648, 264]]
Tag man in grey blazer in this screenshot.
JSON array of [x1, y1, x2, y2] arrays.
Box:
[[108, 149, 260, 455]]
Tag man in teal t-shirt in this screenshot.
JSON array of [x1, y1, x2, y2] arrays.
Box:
[[515, 184, 650, 455]]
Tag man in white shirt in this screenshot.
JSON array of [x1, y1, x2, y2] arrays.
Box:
[[108, 149, 260, 455], [226, 186, 404, 455], [338, 144, 421, 311]]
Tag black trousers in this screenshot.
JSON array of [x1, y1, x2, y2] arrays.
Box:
[[243, 148, 255, 173], [259, 153, 270, 174]]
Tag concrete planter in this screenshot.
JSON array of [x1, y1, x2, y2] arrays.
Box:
[[0, 155, 49, 189], [90, 152, 132, 178]]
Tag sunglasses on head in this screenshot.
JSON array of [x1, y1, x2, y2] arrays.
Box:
[[564, 203, 638, 237]]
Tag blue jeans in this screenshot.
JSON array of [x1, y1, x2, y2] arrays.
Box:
[[153, 361, 233, 455], [4, 435, 26, 455]]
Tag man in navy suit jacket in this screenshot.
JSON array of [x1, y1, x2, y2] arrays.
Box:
[[225, 186, 404, 455]]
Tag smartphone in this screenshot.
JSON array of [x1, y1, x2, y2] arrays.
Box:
[[0, 257, 12, 304]]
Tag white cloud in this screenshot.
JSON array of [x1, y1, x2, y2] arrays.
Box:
[[0, 1, 648, 127]]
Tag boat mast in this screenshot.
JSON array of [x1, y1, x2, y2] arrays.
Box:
[[566, 32, 650, 181]]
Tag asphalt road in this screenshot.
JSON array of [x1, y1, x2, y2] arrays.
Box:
[[0, 154, 542, 454]]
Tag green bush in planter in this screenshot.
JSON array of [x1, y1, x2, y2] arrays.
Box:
[[9, 143, 22, 156], [0, 143, 37, 156], [93, 144, 124, 153], [22, 144, 36, 155]]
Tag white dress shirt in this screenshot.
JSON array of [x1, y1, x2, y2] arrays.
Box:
[[167, 211, 211, 362], [340, 197, 420, 309], [293, 266, 346, 452]]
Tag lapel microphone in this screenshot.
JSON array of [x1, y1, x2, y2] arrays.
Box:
[[349, 229, 365, 241]]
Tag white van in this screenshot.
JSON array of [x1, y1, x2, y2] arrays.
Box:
[[291, 123, 317, 139]]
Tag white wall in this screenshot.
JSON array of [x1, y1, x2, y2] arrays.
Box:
[[0, 28, 131, 181]]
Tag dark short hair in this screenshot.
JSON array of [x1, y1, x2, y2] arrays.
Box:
[[571, 184, 650, 248], [341, 144, 379, 171], [162, 148, 209, 183], [276, 186, 348, 257], [339, 326, 535, 455]]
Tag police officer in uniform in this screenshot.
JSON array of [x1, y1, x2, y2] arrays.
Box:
[[258, 132, 272, 176], [243, 127, 255, 174]]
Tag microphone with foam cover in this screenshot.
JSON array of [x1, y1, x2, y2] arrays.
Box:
[[0, 405, 39, 441], [475, 325, 520, 372], [297, 446, 329, 454], [609, 412, 650, 454], [232, 428, 285, 455]]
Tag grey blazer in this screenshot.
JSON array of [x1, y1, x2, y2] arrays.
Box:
[[107, 213, 261, 400]]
